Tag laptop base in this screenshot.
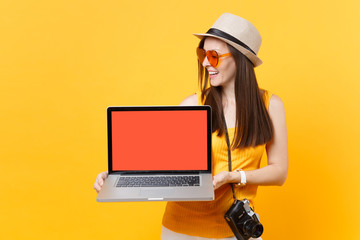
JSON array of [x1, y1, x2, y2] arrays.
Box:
[[97, 174, 214, 202]]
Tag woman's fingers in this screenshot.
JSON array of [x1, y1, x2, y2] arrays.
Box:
[[94, 171, 108, 193]]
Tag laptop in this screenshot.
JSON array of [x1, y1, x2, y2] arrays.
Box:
[[97, 105, 214, 202]]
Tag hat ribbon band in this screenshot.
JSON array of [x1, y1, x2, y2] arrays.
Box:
[[206, 28, 256, 55]]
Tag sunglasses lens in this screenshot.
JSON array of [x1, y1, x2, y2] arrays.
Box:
[[196, 48, 206, 63], [197, 48, 220, 67], [207, 50, 219, 67]]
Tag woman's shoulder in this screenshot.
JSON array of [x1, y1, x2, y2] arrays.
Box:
[[259, 88, 284, 111], [269, 94, 285, 114], [179, 94, 198, 106]]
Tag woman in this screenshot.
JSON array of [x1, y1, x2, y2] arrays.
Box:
[[94, 13, 288, 240]]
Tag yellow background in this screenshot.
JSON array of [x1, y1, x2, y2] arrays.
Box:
[[1, 0, 359, 239]]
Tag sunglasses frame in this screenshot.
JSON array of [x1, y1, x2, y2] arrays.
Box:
[[196, 47, 232, 68]]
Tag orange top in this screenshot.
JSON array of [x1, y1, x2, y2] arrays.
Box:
[[162, 90, 273, 238]]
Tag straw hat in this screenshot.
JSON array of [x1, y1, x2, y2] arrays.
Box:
[[194, 13, 263, 67]]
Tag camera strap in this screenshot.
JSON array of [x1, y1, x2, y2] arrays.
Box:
[[221, 112, 237, 201]]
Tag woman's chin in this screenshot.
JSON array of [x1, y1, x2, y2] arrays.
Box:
[[210, 78, 221, 87]]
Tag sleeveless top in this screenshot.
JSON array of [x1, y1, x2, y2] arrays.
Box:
[[162, 90, 273, 238]]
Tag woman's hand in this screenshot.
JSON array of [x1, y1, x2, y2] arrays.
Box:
[[213, 171, 231, 190], [93, 171, 108, 193]]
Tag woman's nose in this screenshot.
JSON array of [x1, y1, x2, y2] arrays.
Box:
[[202, 56, 211, 67]]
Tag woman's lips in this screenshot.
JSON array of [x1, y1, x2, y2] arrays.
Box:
[[209, 71, 218, 79]]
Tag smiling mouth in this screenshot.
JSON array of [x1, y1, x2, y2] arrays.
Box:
[[209, 71, 218, 77]]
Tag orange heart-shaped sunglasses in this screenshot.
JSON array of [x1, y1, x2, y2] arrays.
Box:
[[196, 47, 232, 68]]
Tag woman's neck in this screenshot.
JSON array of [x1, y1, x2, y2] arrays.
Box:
[[221, 82, 236, 107], [221, 84, 237, 128]]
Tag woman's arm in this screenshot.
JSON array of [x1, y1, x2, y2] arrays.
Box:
[[213, 94, 288, 189]]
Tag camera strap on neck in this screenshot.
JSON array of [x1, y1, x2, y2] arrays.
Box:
[[222, 112, 237, 201]]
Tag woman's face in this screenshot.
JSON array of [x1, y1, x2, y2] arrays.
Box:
[[202, 37, 236, 88]]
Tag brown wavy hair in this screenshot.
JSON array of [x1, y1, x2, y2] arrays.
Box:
[[198, 38, 273, 149]]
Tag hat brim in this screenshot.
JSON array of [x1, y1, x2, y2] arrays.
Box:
[[193, 33, 262, 67]]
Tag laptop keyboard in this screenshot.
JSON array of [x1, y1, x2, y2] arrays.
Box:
[[116, 176, 200, 187]]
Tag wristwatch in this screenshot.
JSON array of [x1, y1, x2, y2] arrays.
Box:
[[234, 169, 247, 187]]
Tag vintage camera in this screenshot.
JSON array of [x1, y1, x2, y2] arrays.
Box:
[[224, 199, 263, 240]]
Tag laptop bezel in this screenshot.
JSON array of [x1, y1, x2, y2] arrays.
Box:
[[107, 106, 212, 175]]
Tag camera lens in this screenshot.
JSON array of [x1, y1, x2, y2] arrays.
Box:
[[243, 219, 263, 238], [251, 223, 263, 238]]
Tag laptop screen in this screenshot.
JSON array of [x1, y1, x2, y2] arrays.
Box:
[[108, 106, 211, 172]]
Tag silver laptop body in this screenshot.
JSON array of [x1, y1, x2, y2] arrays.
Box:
[[97, 106, 214, 202]]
